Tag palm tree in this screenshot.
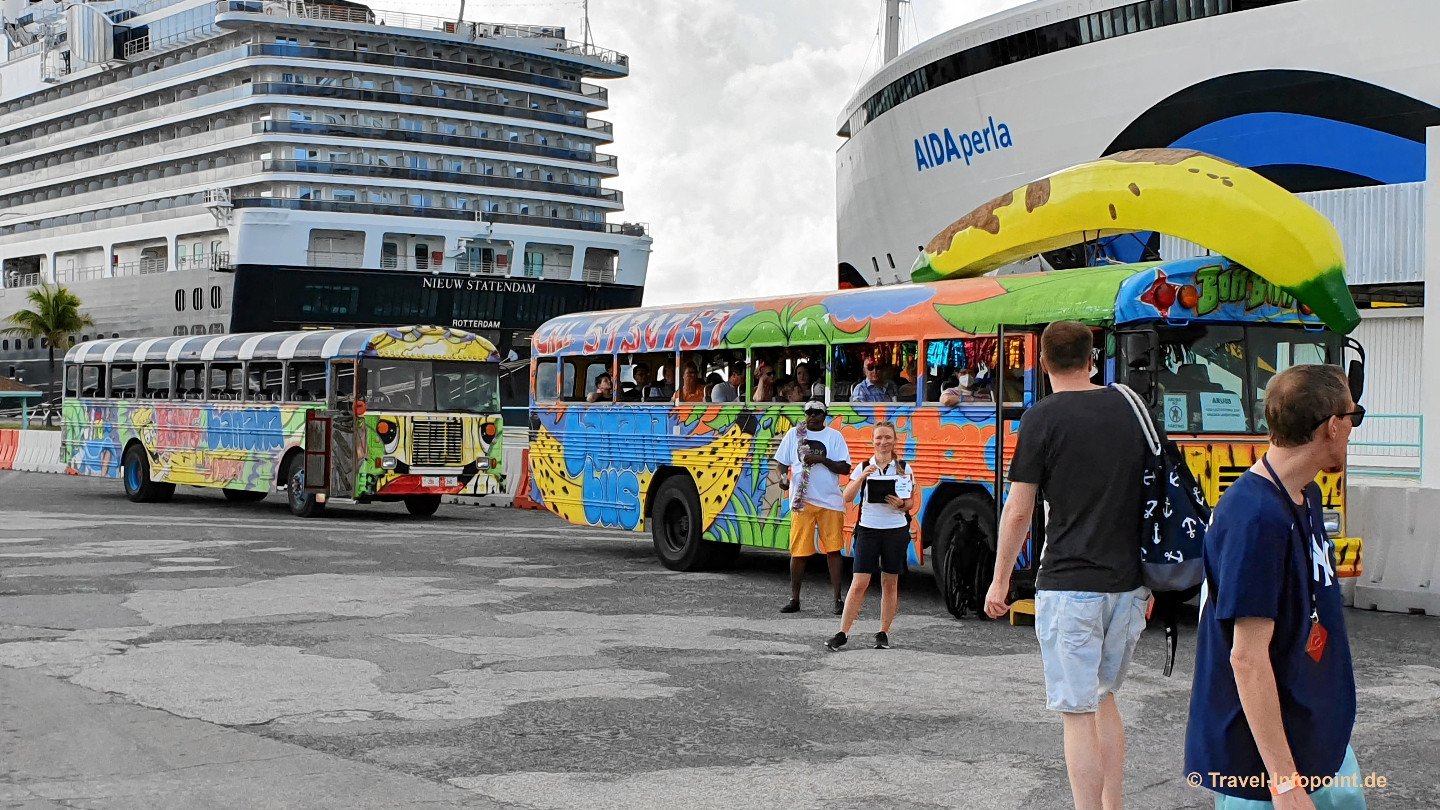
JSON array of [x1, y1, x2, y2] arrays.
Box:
[[3, 283, 94, 423]]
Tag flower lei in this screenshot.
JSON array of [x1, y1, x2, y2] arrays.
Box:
[[791, 423, 811, 512]]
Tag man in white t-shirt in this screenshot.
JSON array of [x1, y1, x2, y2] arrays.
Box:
[[772, 401, 852, 614]]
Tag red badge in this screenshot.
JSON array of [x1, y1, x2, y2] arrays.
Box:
[[1306, 621, 1328, 663]]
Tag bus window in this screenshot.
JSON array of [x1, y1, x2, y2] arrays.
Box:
[[833, 342, 915, 403], [535, 359, 559, 403], [1249, 326, 1336, 432], [332, 362, 356, 407], [998, 336, 1029, 406], [110, 364, 138, 400], [686, 350, 744, 403], [175, 363, 204, 399], [247, 362, 283, 401], [749, 346, 825, 404], [64, 365, 80, 398], [287, 362, 327, 402], [79, 364, 105, 398], [1154, 325, 1247, 433], [209, 363, 243, 400], [562, 357, 608, 402], [926, 338, 992, 404], [361, 359, 499, 413], [619, 352, 673, 403], [142, 364, 171, 399]]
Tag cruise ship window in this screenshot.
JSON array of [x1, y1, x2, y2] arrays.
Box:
[[298, 187, 315, 200], [210, 286, 222, 309], [324, 113, 346, 125], [193, 288, 203, 311], [288, 110, 312, 122], [334, 190, 357, 202]]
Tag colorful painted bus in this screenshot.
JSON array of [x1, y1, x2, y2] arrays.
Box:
[[62, 326, 503, 517], [527, 257, 1365, 609]]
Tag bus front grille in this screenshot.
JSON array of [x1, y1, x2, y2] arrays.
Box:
[[411, 419, 463, 466]]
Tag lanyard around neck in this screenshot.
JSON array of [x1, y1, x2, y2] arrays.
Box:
[[1260, 454, 1321, 624]]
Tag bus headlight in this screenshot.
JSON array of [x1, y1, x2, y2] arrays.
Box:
[[476, 459, 491, 470], [1323, 510, 1342, 537], [380, 456, 397, 470]]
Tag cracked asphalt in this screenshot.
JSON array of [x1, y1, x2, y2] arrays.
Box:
[[1, 470, 1437, 809]]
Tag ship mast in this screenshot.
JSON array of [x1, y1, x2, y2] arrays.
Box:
[[882, 0, 904, 63]]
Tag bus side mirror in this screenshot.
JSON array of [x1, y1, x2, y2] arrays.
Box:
[[1344, 337, 1366, 404], [1122, 331, 1160, 406]]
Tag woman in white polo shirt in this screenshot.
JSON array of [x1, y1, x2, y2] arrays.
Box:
[[826, 421, 915, 651]]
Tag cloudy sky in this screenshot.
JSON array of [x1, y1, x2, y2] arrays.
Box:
[[409, 0, 1030, 304]]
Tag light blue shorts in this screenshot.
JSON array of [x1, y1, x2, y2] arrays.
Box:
[[1034, 586, 1150, 713], [1214, 746, 1367, 809]]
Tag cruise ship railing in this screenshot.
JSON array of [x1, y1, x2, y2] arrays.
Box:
[[264, 159, 621, 203], [53, 266, 107, 283], [248, 43, 609, 103], [306, 250, 365, 268], [233, 197, 645, 235], [111, 260, 172, 277], [251, 83, 613, 137], [263, 121, 619, 169], [216, 1, 628, 70], [175, 252, 233, 271], [2, 272, 42, 289]]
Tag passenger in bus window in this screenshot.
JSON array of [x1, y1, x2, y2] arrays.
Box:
[[850, 357, 893, 402], [780, 380, 808, 403], [794, 362, 825, 400], [676, 362, 706, 403], [898, 358, 918, 400], [586, 371, 613, 403], [703, 372, 722, 401], [939, 367, 985, 406], [753, 363, 777, 402], [710, 366, 743, 403], [620, 363, 648, 401]]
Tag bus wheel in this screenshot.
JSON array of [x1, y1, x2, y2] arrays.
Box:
[[284, 455, 325, 518], [122, 445, 159, 503], [651, 477, 710, 571], [222, 488, 267, 503], [404, 495, 442, 516], [931, 493, 997, 619]]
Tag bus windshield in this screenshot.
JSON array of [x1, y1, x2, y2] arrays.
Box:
[[362, 359, 499, 414], [1127, 324, 1338, 434]]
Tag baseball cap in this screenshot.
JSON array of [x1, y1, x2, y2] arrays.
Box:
[[803, 400, 827, 414]]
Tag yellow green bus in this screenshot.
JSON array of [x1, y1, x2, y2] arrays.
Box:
[[62, 326, 502, 517]]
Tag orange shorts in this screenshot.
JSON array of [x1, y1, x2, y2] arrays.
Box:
[[789, 505, 845, 556]]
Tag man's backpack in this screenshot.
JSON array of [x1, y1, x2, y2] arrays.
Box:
[[1113, 383, 1212, 676]]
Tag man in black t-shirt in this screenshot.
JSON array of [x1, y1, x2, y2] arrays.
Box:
[[984, 320, 1149, 810]]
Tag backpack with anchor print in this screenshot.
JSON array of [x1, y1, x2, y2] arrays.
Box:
[[1114, 383, 1212, 675]]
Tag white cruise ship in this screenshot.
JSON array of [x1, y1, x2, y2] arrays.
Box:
[[0, 0, 650, 421], [836, 0, 1436, 300]]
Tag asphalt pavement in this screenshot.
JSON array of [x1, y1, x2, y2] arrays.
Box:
[[1, 470, 1437, 809]]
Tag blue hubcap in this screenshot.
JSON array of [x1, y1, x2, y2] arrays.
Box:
[[126, 460, 140, 490]]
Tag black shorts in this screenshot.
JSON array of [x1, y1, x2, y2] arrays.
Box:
[[852, 525, 911, 575]]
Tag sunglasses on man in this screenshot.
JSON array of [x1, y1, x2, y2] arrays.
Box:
[[1313, 405, 1365, 431]]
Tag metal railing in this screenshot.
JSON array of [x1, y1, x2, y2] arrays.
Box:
[[265, 159, 621, 202], [230, 197, 641, 235], [217, 1, 629, 70], [175, 252, 232, 271], [306, 250, 365, 268], [3, 271, 41, 288], [264, 121, 618, 169], [53, 266, 107, 283], [112, 259, 170, 276], [454, 259, 507, 275], [1349, 413, 1423, 478]]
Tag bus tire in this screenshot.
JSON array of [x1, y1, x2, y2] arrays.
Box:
[[404, 495, 442, 516], [284, 454, 325, 518], [651, 476, 710, 571], [222, 488, 267, 503], [122, 444, 159, 503], [930, 492, 997, 619]]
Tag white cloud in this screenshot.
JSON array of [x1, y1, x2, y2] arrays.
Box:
[[403, 0, 1032, 304]]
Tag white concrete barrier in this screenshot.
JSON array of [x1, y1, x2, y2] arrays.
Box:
[[1348, 481, 1440, 615], [11, 430, 65, 475]]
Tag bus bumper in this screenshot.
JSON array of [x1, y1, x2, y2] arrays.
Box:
[[1334, 536, 1363, 578]]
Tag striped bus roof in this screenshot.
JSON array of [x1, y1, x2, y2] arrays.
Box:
[[64, 326, 499, 365]]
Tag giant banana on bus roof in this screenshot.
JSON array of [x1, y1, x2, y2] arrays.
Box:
[[910, 148, 1360, 334]]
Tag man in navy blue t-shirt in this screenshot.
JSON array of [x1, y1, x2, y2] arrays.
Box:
[[1185, 364, 1363, 809]]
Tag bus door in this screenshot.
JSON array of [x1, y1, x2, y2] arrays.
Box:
[[323, 360, 360, 500], [994, 325, 1046, 592]]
